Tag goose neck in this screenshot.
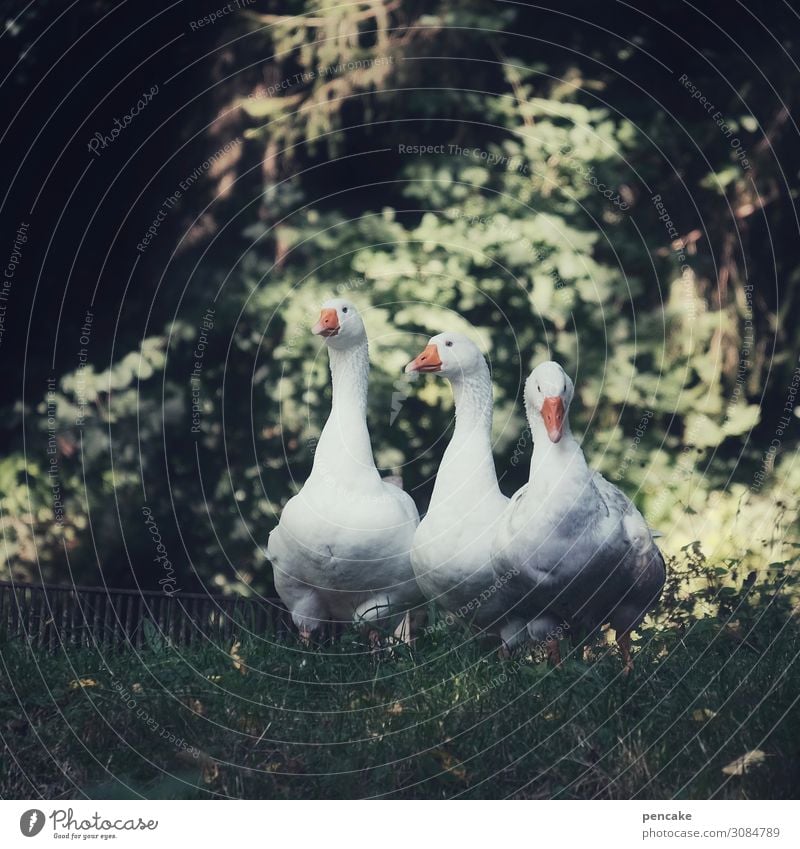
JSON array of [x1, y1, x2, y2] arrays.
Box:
[[313, 340, 376, 479], [450, 368, 494, 442], [428, 366, 501, 510], [328, 340, 369, 417], [528, 410, 589, 498]]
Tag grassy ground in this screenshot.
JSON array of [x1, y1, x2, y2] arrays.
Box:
[[2, 554, 799, 799]]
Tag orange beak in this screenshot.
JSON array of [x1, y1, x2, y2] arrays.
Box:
[[405, 344, 442, 374], [541, 396, 565, 443], [312, 307, 339, 338]]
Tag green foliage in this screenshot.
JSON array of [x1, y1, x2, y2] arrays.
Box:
[[1, 0, 797, 598]]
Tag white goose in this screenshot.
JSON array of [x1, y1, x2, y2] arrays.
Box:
[[267, 298, 423, 640], [492, 361, 665, 671], [405, 333, 527, 649]]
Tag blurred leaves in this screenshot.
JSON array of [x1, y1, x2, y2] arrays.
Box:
[[1, 0, 798, 598], [722, 750, 767, 777]]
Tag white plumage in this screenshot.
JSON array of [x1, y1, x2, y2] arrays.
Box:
[[405, 332, 527, 649], [492, 361, 665, 669], [267, 298, 423, 639]]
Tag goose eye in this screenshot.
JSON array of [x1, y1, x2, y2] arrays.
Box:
[[445, 340, 453, 347], [537, 384, 541, 392], [342, 307, 348, 314]]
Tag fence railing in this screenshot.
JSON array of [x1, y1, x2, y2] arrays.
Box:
[[0, 580, 294, 651]]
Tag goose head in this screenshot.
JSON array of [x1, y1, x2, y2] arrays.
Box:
[[525, 361, 574, 443], [404, 332, 485, 379], [312, 298, 366, 350]]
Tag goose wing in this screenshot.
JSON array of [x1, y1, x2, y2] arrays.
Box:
[[590, 472, 666, 633]]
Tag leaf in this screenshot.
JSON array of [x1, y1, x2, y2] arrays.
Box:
[[69, 678, 99, 690], [722, 404, 761, 437], [740, 115, 759, 132], [238, 93, 301, 120], [230, 640, 247, 675], [432, 748, 467, 781], [692, 708, 717, 722], [684, 413, 724, 448], [722, 749, 766, 776], [177, 748, 219, 784]]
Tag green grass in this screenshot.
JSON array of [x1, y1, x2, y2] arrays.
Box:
[[2, 555, 799, 799]]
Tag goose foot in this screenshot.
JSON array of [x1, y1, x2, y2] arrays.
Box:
[[617, 631, 634, 675], [545, 638, 562, 667], [298, 626, 313, 646], [368, 629, 382, 653], [498, 642, 512, 660]]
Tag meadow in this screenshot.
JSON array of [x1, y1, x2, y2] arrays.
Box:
[[2, 549, 798, 800]]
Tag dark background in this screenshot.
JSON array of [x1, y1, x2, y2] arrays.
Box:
[[0, 0, 797, 594]]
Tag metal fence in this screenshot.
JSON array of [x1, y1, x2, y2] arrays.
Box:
[[0, 580, 293, 651]]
